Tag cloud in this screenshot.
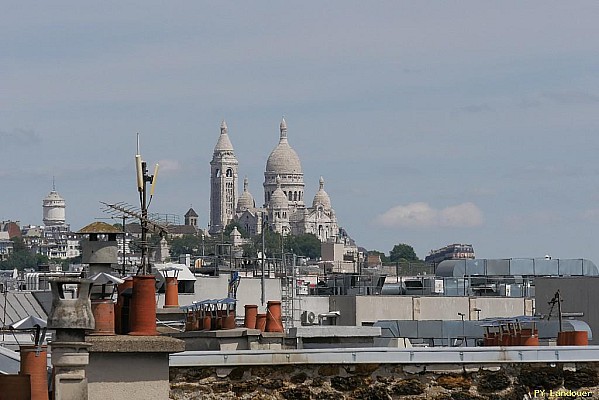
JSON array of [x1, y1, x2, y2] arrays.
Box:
[[156, 159, 181, 174], [376, 202, 483, 228], [0, 129, 40, 147], [541, 91, 599, 105]]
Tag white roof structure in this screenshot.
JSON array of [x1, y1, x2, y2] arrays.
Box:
[[266, 118, 303, 175], [213, 120, 235, 152], [312, 176, 332, 209], [154, 263, 197, 282], [270, 176, 288, 208], [236, 177, 255, 212]]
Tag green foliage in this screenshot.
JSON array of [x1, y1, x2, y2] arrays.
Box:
[[168, 234, 202, 258], [284, 234, 321, 259], [224, 221, 250, 238], [0, 237, 49, 270], [55, 256, 81, 270], [389, 243, 419, 262], [250, 231, 321, 259], [252, 229, 283, 258], [11, 236, 28, 253], [167, 230, 321, 262], [241, 243, 256, 258]]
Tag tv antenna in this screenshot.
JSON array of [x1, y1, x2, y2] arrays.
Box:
[[101, 133, 163, 275]]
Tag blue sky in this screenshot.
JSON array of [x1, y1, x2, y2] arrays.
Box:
[[2, 2, 599, 261]]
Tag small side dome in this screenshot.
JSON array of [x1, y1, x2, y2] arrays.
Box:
[[270, 176, 288, 209], [236, 177, 255, 212], [312, 176, 331, 209]]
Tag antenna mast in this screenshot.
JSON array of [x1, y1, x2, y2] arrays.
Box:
[[133, 134, 160, 275]]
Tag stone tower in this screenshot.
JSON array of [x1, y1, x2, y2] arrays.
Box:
[[184, 208, 198, 227], [209, 120, 238, 235], [43, 181, 66, 226]]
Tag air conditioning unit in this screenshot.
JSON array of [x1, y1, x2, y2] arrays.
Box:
[[301, 311, 317, 326]]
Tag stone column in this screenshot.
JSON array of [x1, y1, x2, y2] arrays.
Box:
[[47, 278, 95, 400], [51, 342, 91, 400]]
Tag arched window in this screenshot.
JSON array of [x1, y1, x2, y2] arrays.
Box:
[[288, 192, 292, 201], [226, 168, 233, 177], [215, 169, 220, 178], [293, 191, 297, 201]]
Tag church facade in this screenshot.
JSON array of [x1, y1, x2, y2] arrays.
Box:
[[209, 118, 339, 243]]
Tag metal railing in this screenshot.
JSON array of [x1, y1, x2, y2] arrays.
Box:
[[170, 346, 599, 367]]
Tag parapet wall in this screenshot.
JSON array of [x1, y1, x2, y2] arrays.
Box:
[[170, 362, 599, 399]]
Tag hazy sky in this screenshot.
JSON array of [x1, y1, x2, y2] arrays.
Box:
[[3, 2, 599, 262]]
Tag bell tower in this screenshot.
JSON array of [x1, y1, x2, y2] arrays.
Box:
[[209, 120, 238, 235]]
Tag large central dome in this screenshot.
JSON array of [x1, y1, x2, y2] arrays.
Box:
[[265, 118, 302, 174]]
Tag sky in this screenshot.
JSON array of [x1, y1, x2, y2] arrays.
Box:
[[2, 2, 599, 262]]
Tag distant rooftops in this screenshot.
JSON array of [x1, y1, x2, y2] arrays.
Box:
[[425, 243, 475, 264]]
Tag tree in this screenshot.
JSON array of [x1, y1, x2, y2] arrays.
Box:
[[389, 243, 419, 262], [11, 236, 28, 253], [252, 229, 283, 258], [224, 221, 249, 238], [0, 237, 49, 271], [168, 234, 202, 259], [285, 234, 321, 259]]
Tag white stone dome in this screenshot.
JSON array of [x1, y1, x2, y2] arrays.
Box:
[[44, 190, 64, 202], [270, 176, 288, 209], [265, 118, 303, 175], [236, 177, 255, 212], [312, 177, 331, 209], [214, 120, 234, 152]]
